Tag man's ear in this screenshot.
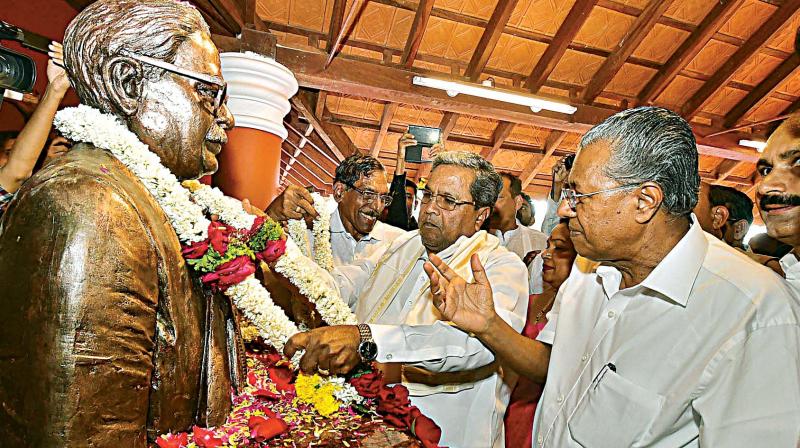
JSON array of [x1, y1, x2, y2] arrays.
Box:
[[514, 195, 524, 212], [102, 56, 143, 116], [732, 219, 749, 240], [634, 182, 663, 224], [711, 205, 730, 231], [475, 206, 491, 230], [333, 182, 345, 203]]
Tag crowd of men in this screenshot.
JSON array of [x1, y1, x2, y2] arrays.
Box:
[[268, 107, 800, 447]]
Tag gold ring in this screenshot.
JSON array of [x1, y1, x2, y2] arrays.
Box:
[[317, 367, 330, 376]]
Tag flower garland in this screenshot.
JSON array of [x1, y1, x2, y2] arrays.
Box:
[[53, 105, 356, 351], [285, 193, 335, 272]]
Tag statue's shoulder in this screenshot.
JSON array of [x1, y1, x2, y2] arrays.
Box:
[[7, 143, 153, 227]]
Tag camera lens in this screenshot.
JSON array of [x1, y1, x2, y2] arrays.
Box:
[[0, 46, 36, 93]]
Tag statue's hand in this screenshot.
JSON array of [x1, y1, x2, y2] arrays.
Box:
[[284, 325, 361, 375], [265, 185, 319, 225], [423, 253, 497, 336]]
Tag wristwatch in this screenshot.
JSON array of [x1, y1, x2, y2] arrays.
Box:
[[357, 324, 378, 362]]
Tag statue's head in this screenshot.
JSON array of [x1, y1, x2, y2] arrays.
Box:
[[63, 0, 233, 179]]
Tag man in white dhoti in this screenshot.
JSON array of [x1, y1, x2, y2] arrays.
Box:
[[285, 151, 529, 448]]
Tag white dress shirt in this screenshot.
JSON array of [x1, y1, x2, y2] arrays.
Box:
[[334, 232, 529, 448], [781, 252, 800, 296], [494, 220, 547, 295], [533, 219, 800, 447], [323, 207, 405, 266]]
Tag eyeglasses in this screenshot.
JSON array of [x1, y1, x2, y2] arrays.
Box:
[[345, 182, 393, 206], [420, 189, 476, 211], [561, 183, 641, 210], [121, 50, 228, 118]]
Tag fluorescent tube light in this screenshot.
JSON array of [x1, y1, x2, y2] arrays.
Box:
[[738, 139, 767, 152], [412, 75, 577, 115]]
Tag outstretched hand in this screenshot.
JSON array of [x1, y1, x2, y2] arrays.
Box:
[[423, 253, 497, 336], [284, 325, 361, 375]]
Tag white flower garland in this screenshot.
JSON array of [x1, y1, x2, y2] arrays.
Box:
[[286, 193, 334, 272], [54, 105, 357, 351]]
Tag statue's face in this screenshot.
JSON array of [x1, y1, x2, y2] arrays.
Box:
[[127, 31, 233, 180]]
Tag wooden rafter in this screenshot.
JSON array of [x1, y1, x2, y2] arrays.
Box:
[[400, 0, 435, 67], [372, 102, 399, 156], [326, 0, 347, 53], [524, 0, 598, 93], [580, 0, 674, 104], [481, 122, 516, 162], [521, 131, 568, 188], [438, 112, 460, 145], [325, 0, 367, 68], [715, 159, 743, 183], [273, 44, 759, 162], [638, 0, 743, 104], [681, 0, 800, 118], [724, 53, 800, 128]]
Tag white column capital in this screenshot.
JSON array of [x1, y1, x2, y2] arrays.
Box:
[[220, 51, 299, 140]]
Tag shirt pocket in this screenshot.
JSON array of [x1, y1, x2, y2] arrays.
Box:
[[567, 367, 665, 448]]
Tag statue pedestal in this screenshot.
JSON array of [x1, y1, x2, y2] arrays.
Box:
[[213, 52, 298, 210]]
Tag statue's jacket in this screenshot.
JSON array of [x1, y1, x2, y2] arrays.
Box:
[[0, 143, 245, 447]]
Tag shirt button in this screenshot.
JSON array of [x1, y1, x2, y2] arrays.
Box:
[[556, 394, 564, 403], [607, 310, 616, 318], [386, 354, 393, 360], [581, 354, 588, 362], [537, 434, 543, 445]]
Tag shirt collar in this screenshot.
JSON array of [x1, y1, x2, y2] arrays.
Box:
[[781, 252, 800, 281], [596, 215, 707, 307], [492, 220, 522, 241]]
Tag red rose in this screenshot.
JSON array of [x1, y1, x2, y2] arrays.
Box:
[[349, 371, 384, 398], [268, 363, 295, 392], [248, 415, 289, 442], [191, 426, 224, 448], [256, 238, 286, 263], [156, 432, 189, 448], [253, 388, 280, 400], [200, 256, 255, 291], [208, 221, 233, 254], [248, 216, 267, 237], [182, 240, 209, 259], [377, 384, 412, 428], [410, 409, 443, 448]]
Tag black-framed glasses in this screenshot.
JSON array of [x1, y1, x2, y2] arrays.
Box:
[[345, 182, 393, 206], [561, 183, 641, 210], [420, 188, 476, 211], [121, 50, 227, 117]]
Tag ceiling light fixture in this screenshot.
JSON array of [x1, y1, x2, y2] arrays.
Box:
[[412, 75, 577, 115], [738, 139, 767, 152]]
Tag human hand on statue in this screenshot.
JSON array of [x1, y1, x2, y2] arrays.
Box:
[[46, 42, 70, 96], [265, 185, 319, 225], [284, 325, 361, 375], [423, 253, 498, 336]]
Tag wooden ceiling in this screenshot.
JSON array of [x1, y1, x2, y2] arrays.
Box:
[[195, 0, 800, 202]]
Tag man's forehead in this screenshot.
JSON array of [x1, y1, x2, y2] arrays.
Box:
[[429, 165, 475, 190]]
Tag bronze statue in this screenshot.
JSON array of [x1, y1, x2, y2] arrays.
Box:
[[0, 0, 243, 445]]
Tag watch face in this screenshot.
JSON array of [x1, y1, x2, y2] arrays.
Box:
[[358, 341, 378, 361]]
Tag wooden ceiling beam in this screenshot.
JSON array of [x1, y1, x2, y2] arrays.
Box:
[[681, 0, 800, 118], [481, 122, 516, 162], [638, 0, 743, 104], [326, 0, 347, 54], [291, 89, 360, 161], [520, 131, 568, 188], [400, 0, 435, 67], [325, 0, 367, 68], [524, 0, 598, 93], [715, 159, 743, 182], [724, 53, 800, 128], [465, 0, 520, 81], [372, 102, 400, 156], [437, 112, 460, 146], [580, 0, 674, 103]]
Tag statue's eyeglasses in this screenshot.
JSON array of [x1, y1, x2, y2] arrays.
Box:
[[121, 50, 227, 118]]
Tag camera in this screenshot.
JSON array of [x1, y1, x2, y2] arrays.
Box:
[[563, 154, 576, 171], [0, 21, 52, 93]]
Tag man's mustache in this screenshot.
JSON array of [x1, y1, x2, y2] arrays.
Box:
[[359, 209, 379, 218], [205, 125, 228, 144], [760, 194, 800, 209]]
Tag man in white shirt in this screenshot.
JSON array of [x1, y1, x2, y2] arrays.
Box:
[[755, 114, 800, 294], [421, 107, 800, 447], [489, 172, 547, 294], [284, 151, 529, 448], [266, 154, 404, 266]]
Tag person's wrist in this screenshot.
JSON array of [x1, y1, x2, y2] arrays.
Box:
[[475, 312, 500, 338]]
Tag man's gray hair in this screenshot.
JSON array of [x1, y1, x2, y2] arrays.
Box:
[[432, 151, 502, 208], [63, 0, 209, 115], [579, 106, 700, 216]]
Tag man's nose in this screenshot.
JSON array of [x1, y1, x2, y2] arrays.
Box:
[[757, 168, 788, 199], [557, 197, 575, 219]]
